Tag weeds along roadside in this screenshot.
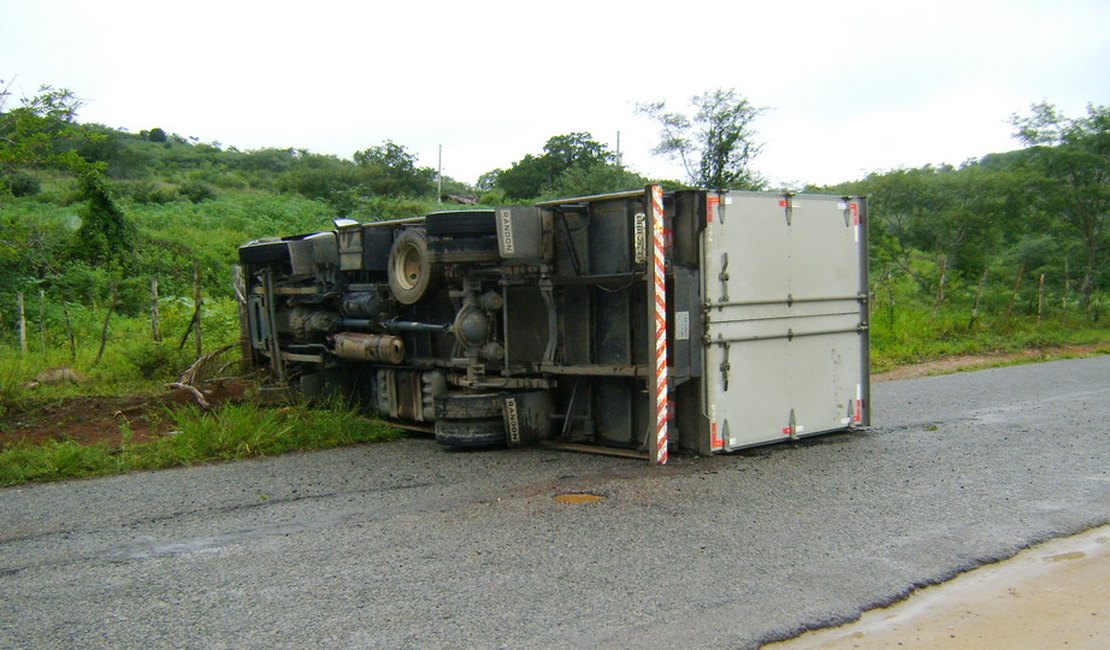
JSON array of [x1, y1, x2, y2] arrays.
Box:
[[0, 400, 400, 487]]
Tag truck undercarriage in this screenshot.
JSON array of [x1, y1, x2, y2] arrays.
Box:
[[238, 187, 869, 461]]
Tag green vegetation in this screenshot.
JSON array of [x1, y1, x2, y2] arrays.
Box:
[[0, 401, 399, 486], [817, 102, 1109, 370], [0, 81, 1106, 485], [491, 132, 654, 200], [638, 88, 766, 189]]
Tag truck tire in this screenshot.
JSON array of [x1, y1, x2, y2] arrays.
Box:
[[427, 237, 501, 264], [425, 211, 496, 237], [435, 391, 507, 419], [387, 229, 438, 305], [435, 417, 505, 448]]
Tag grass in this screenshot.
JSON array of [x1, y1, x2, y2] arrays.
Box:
[[0, 401, 400, 487], [868, 298, 1109, 372]]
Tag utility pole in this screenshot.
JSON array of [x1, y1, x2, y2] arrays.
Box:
[[616, 131, 622, 167], [437, 144, 443, 203]]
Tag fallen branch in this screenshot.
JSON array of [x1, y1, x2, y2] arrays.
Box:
[[177, 342, 236, 386], [165, 382, 211, 410]]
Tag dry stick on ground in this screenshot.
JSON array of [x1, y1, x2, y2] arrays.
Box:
[[94, 283, 120, 365], [164, 382, 212, 410], [166, 342, 236, 411], [177, 342, 237, 386]]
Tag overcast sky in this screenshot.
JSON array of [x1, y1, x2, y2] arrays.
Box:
[[2, 0, 1107, 188]]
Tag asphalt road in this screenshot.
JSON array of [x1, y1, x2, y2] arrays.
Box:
[[2, 356, 1108, 649]]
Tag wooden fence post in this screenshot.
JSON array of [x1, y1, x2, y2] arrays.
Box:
[[1006, 263, 1025, 320], [62, 303, 76, 363], [233, 265, 253, 369], [39, 289, 47, 361], [94, 283, 119, 366], [968, 267, 989, 329], [17, 292, 27, 355], [193, 263, 203, 358], [151, 278, 162, 343], [932, 256, 948, 318], [1062, 258, 1071, 310], [1037, 273, 1046, 324]]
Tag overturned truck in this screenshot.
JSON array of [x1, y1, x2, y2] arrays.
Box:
[[238, 186, 869, 463]]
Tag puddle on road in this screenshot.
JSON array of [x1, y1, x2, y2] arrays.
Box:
[[767, 524, 1110, 649], [553, 493, 606, 504]]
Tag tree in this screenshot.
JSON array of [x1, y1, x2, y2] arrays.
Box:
[[638, 88, 765, 189], [476, 169, 501, 192], [495, 132, 616, 199], [352, 140, 435, 197], [539, 132, 610, 170], [555, 163, 648, 198], [1, 82, 136, 267], [1011, 102, 1109, 310], [0, 82, 85, 170], [73, 166, 137, 265]]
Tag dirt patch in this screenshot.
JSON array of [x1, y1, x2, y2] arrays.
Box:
[[0, 378, 252, 450], [766, 524, 1110, 649], [874, 343, 1109, 382]]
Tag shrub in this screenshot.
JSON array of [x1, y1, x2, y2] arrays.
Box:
[[179, 180, 216, 203], [126, 341, 192, 380], [2, 171, 42, 197]]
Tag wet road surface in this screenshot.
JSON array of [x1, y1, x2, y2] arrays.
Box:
[[1, 356, 1108, 648]]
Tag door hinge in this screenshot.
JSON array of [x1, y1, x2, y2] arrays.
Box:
[[718, 252, 730, 303], [719, 338, 731, 392]]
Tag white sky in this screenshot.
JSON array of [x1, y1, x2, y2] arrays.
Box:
[[2, 0, 1108, 187]]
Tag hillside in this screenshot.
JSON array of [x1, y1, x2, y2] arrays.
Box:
[[0, 90, 1106, 393]]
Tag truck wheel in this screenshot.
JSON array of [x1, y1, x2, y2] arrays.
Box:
[[425, 211, 496, 237], [436, 391, 506, 419], [388, 229, 438, 304], [435, 417, 505, 448]]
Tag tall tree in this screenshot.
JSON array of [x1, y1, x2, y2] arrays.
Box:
[[73, 166, 138, 265], [0, 82, 83, 171], [352, 140, 435, 197], [638, 88, 765, 189], [1, 83, 136, 267], [1011, 102, 1109, 309], [495, 132, 615, 199]]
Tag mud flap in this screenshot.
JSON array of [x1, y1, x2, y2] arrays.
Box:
[[502, 390, 553, 447]]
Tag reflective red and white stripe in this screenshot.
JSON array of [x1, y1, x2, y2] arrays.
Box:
[[650, 184, 669, 464]]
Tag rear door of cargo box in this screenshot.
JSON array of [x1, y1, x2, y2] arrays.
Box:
[[701, 192, 869, 450]]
